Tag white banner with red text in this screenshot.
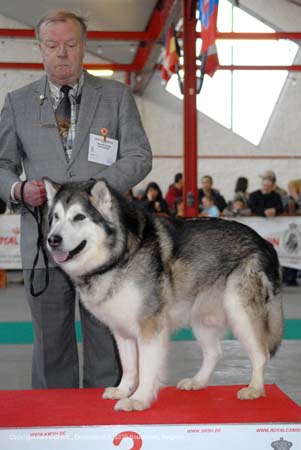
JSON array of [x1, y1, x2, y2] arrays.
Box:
[[0, 424, 300, 449], [232, 216, 301, 270], [0, 214, 21, 269], [1, 215, 301, 270]]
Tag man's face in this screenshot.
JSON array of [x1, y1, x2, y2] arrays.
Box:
[[261, 178, 274, 194], [202, 177, 212, 191], [39, 18, 86, 86]]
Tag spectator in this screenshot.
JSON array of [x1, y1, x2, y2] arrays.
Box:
[[198, 175, 227, 213], [286, 179, 301, 215], [199, 195, 220, 218], [234, 177, 249, 202], [248, 176, 284, 217], [165, 173, 183, 213], [0, 197, 6, 214], [141, 182, 169, 215], [223, 195, 251, 218], [174, 197, 184, 217], [259, 170, 287, 201]]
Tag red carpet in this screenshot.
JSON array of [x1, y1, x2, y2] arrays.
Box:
[[0, 385, 300, 428]]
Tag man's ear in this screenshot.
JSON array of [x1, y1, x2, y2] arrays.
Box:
[[43, 177, 61, 208], [90, 180, 112, 215]]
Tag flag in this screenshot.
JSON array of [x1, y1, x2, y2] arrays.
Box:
[[198, 0, 219, 77], [161, 25, 180, 83]]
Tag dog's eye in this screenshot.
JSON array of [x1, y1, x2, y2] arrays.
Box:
[[74, 214, 86, 222], [54, 212, 59, 220]]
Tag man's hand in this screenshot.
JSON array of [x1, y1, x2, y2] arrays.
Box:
[[264, 208, 276, 217], [14, 180, 46, 207]]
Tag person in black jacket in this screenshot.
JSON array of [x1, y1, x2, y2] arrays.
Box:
[[0, 197, 6, 214], [140, 182, 169, 215], [248, 176, 284, 217]]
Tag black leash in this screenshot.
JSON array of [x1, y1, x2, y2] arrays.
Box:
[[20, 181, 49, 297]]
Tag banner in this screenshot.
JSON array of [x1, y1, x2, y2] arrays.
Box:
[[0, 424, 300, 449], [232, 216, 301, 270], [0, 214, 21, 269], [1, 215, 301, 270]]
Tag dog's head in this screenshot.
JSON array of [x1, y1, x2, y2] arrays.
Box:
[[44, 178, 124, 278]]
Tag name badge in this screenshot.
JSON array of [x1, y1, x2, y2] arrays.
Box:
[[88, 133, 118, 166]]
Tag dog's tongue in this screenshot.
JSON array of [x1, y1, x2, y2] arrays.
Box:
[[52, 251, 69, 263]]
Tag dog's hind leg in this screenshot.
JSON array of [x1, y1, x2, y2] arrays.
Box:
[[114, 326, 169, 411], [177, 320, 222, 391], [224, 280, 269, 400], [103, 333, 138, 400]]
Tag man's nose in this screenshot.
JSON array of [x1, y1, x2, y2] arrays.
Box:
[[56, 44, 68, 57]]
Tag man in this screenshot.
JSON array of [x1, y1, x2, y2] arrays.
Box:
[[0, 10, 152, 389], [165, 172, 183, 212], [198, 175, 227, 213], [248, 176, 284, 217], [260, 170, 287, 201]]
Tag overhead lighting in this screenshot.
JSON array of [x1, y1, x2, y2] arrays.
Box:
[[87, 69, 114, 77]]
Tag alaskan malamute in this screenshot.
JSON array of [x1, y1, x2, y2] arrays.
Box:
[[44, 178, 283, 411]]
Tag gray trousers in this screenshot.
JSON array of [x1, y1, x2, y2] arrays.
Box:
[[23, 268, 121, 389]]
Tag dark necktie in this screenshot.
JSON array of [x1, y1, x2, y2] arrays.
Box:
[[55, 85, 71, 139]]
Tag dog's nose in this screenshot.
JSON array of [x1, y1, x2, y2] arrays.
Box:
[[48, 234, 62, 248]]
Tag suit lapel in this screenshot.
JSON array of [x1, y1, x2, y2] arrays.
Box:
[[33, 76, 68, 165], [70, 73, 103, 164]]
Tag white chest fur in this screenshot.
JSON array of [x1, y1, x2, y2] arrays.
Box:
[[79, 277, 143, 338]]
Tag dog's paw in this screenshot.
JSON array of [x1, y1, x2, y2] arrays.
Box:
[[114, 398, 150, 412], [102, 387, 129, 400], [177, 378, 205, 391], [237, 386, 265, 400]]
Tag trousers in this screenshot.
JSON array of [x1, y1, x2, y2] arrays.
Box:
[[23, 268, 121, 389]]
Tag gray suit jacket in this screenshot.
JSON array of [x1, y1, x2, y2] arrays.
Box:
[[0, 72, 152, 268]]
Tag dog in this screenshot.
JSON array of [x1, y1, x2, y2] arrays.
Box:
[[44, 178, 284, 411]]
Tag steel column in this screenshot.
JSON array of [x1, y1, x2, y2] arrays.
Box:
[[183, 0, 198, 217]]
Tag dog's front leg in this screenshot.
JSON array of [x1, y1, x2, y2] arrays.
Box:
[[114, 328, 169, 411], [103, 333, 138, 400]]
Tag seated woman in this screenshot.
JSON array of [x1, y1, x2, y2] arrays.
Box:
[[140, 182, 170, 215], [286, 179, 301, 215]]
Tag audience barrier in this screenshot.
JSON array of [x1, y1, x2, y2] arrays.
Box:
[[1, 214, 301, 272]]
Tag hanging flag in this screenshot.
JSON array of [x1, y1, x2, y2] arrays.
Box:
[[161, 25, 180, 83], [198, 0, 219, 77]]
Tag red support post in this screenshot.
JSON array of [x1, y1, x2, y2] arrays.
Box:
[[183, 0, 198, 217]]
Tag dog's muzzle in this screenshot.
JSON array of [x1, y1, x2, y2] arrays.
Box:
[[48, 234, 87, 263]]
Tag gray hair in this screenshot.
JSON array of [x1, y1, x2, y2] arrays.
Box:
[[36, 10, 88, 41]]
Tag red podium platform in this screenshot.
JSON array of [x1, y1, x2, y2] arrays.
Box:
[[0, 385, 300, 449]]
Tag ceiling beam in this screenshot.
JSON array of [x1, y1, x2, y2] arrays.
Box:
[[1, 29, 301, 41], [130, 0, 181, 94], [1, 62, 301, 72], [0, 29, 152, 40], [0, 62, 138, 71]]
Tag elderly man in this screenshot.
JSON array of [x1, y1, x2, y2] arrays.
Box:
[[0, 10, 152, 389], [248, 176, 284, 217]]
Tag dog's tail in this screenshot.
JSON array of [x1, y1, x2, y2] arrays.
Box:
[[265, 289, 284, 357], [244, 254, 284, 358]]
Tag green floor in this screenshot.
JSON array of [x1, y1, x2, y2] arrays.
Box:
[[0, 319, 300, 344]]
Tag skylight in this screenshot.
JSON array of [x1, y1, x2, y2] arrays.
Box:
[[166, 0, 298, 145]]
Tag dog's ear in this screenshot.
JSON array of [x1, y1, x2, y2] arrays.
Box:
[[90, 180, 112, 214], [43, 177, 61, 208]]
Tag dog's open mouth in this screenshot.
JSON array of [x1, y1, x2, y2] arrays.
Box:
[[51, 240, 87, 264]]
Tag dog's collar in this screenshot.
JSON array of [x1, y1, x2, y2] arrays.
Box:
[[76, 251, 129, 285]]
